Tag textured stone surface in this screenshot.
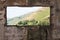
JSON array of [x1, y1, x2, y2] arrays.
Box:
[[5, 27, 27, 40]]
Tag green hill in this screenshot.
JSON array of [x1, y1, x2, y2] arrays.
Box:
[[7, 7, 50, 25]]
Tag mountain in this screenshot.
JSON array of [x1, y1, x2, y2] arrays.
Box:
[[7, 7, 50, 25]]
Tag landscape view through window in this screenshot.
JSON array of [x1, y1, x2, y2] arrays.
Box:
[[7, 6, 50, 26]]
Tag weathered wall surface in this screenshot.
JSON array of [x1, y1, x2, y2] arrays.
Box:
[[5, 27, 27, 40], [0, 0, 60, 40]]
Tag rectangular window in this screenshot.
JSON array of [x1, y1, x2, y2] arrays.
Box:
[[7, 6, 50, 26]]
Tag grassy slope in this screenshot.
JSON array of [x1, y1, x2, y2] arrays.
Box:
[[32, 7, 50, 25], [7, 7, 50, 25], [34, 7, 50, 21]]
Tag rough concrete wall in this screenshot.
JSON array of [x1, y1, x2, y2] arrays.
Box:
[[0, 8, 5, 40], [52, 0, 60, 40], [0, 0, 60, 40], [6, 0, 28, 5], [4, 27, 27, 40]]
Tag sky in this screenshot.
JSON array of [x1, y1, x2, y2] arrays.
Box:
[[7, 6, 43, 19]]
